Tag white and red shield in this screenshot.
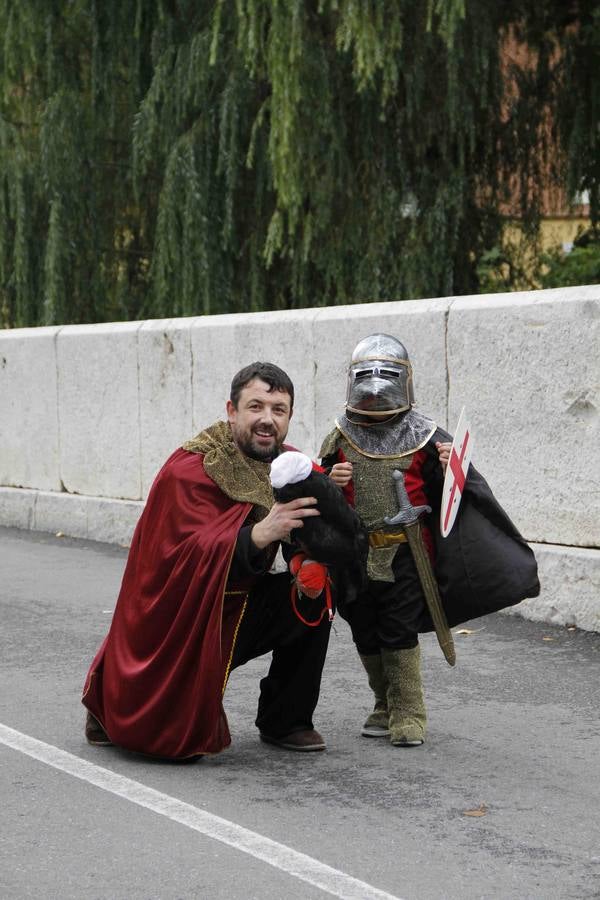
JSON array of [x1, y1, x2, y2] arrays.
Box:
[[440, 407, 474, 538]]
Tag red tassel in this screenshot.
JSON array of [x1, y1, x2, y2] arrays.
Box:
[[289, 552, 334, 626]]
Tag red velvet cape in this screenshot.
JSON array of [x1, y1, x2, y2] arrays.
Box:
[[82, 448, 253, 758]]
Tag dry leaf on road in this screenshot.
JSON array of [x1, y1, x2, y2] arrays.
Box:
[[454, 627, 485, 636], [463, 804, 487, 817]]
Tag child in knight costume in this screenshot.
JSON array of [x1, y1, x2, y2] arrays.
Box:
[[320, 334, 540, 747]]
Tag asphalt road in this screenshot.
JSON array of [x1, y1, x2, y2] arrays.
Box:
[[1, 526, 599, 900]]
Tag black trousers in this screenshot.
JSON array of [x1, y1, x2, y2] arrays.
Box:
[[231, 572, 331, 738], [344, 545, 426, 655]]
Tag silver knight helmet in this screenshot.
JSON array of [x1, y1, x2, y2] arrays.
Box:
[[346, 333, 415, 418]]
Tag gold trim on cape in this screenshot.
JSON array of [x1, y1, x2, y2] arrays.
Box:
[[222, 598, 248, 694]]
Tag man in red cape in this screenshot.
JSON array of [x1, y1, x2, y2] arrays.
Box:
[[82, 363, 330, 759]]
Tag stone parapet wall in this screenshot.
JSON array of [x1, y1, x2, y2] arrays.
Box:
[[1, 286, 599, 630]]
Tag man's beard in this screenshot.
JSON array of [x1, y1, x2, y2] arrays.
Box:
[[235, 428, 283, 462]]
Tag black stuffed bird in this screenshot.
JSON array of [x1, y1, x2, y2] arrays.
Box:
[[270, 451, 369, 608]]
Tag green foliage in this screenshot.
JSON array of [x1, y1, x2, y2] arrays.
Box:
[[0, 0, 598, 327], [475, 238, 543, 295], [476, 226, 600, 294], [540, 229, 600, 288]]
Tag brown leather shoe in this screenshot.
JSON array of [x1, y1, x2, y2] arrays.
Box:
[[85, 711, 112, 746], [260, 729, 326, 752]]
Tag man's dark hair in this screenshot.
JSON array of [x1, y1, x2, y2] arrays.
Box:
[[230, 362, 294, 409]]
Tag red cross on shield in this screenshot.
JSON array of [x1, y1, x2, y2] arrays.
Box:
[[440, 407, 474, 538]]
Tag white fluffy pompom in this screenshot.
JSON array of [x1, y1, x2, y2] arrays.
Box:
[[269, 451, 313, 489]]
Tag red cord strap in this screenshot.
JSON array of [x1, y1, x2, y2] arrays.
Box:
[[289, 553, 334, 627]]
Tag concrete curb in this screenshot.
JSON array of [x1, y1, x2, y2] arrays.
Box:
[[2, 486, 599, 634]]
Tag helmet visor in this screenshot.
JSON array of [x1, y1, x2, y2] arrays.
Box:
[[346, 359, 412, 415]]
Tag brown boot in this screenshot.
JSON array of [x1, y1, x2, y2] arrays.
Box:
[[359, 653, 390, 737], [380, 646, 426, 746], [260, 729, 326, 751], [85, 711, 112, 746]]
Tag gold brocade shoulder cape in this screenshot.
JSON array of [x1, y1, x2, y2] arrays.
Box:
[[183, 420, 274, 516]]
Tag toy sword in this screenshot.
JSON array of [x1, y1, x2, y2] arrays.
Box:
[[384, 469, 456, 667]]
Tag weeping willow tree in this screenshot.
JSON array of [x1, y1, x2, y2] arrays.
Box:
[[0, 0, 598, 327]]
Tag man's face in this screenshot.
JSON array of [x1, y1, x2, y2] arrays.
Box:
[[226, 378, 292, 462]]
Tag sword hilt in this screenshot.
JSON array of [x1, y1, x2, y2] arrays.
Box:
[[384, 469, 431, 527]]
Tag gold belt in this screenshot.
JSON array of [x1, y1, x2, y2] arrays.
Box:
[[368, 531, 408, 548]]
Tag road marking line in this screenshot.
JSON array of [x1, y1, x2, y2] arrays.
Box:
[[0, 723, 404, 900]]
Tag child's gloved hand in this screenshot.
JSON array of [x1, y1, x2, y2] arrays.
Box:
[[289, 552, 328, 599]]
